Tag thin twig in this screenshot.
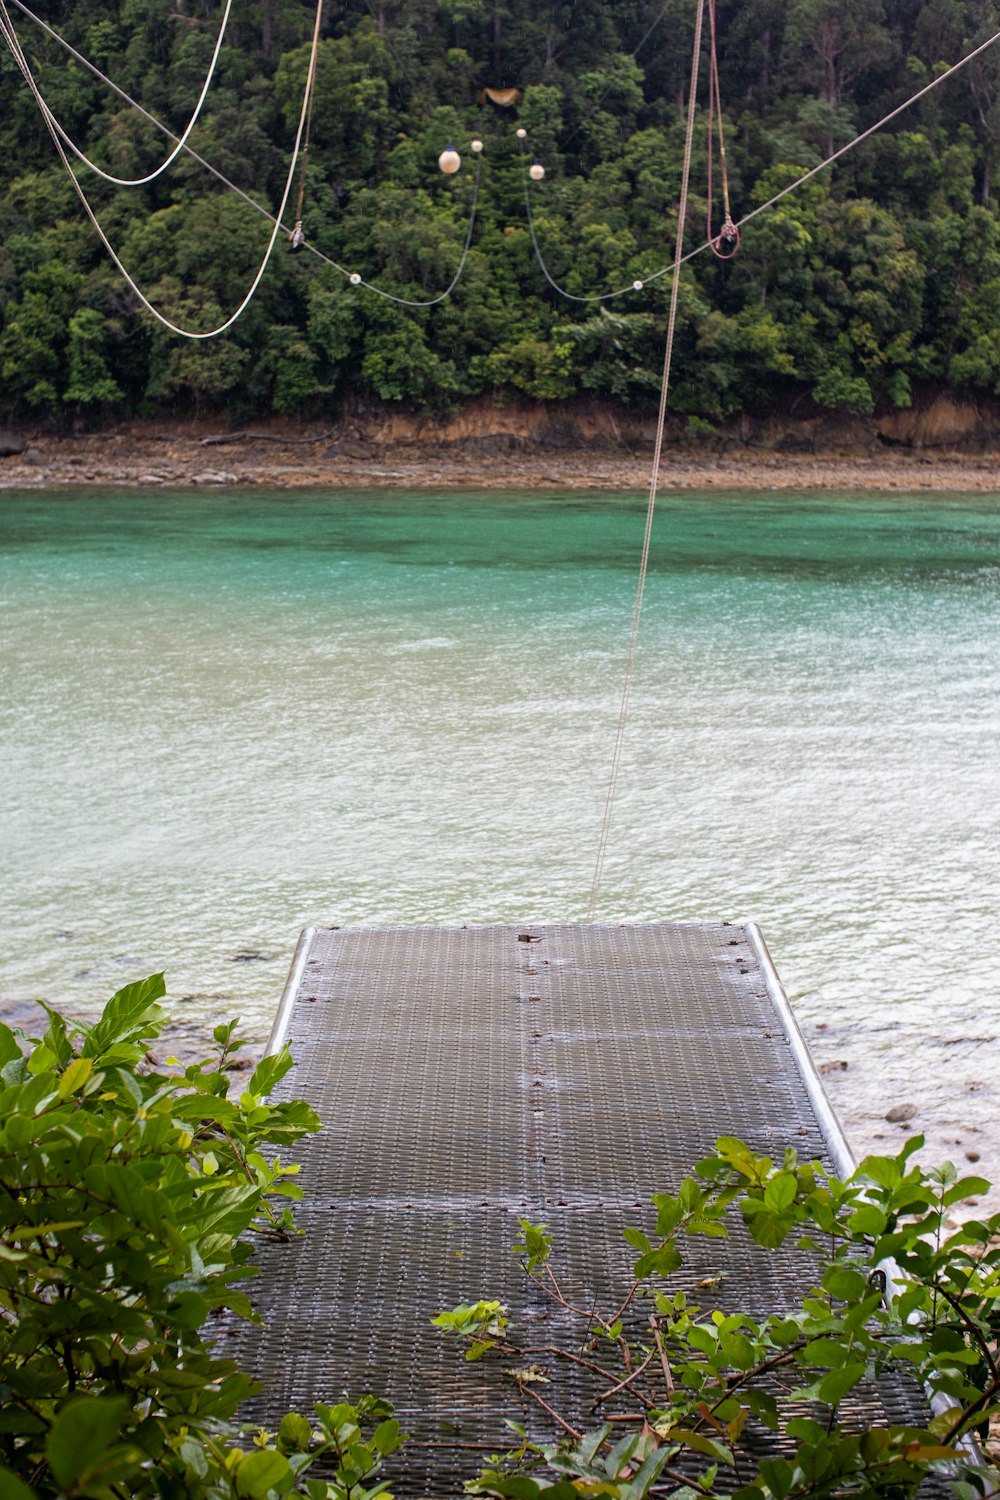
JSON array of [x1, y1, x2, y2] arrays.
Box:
[[650, 1316, 675, 1399], [522, 1383, 584, 1441], [934, 1283, 999, 1384], [530, 1265, 610, 1332], [608, 1277, 644, 1328], [593, 1350, 656, 1408], [524, 1344, 656, 1410]]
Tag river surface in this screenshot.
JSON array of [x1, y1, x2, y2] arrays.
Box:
[[1, 487, 998, 1189]]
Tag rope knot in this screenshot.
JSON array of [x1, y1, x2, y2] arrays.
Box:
[[711, 215, 740, 261]]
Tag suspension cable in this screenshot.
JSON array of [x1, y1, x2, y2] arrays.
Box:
[[345, 153, 483, 307], [587, 0, 707, 920], [6, 0, 482, 312], [0, 0, 323, 340], [290, 9, 322, 244], [519, 132, 645, 304], [1, 0, 233, 188], [705, 0, 738, 259], [519, 19, 1000, 301], [6, 0, 1000, 313], [649, 21, 1000, 284]]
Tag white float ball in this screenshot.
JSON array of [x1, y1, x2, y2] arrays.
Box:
[[471, 138, 484, 153], [633, 279, 644, 290], [438, 147, 461, 174], [529, 162, 545, 181], [516, 128, 527, 140], [349, 272, 361, 285]]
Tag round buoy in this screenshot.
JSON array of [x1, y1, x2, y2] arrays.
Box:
[[349, 272, 361, 285], [438, 147, 461, 174], [632, 279, 644, 290], [529, 162, 545, 181], [516, 128, 527, 140], [471, 139, 484, 154]]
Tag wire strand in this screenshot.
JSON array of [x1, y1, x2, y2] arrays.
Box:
[[648, 22, 1000, 284], [587, 0, 706, 920], [518, 21, 1000, 300], [3, 0, 233, 188], [6, 0, 481, 312], [0, 0, 323, 340], [520, 137, 643, 303], [293, 9, 322, 228], [347, 154, 482, 307]]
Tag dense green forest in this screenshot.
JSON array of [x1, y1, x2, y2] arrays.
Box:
[[2, 0, 1000, 424]]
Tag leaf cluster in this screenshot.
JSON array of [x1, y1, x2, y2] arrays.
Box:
[[0, 976, 402, 1500], [436, 1135, 1000, 1500]]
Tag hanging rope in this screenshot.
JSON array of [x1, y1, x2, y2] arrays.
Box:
[[0, 0, 324, 340], [290, 13, 322, 247], [705, 0, 738, 259], [6, 0, 1000, 317], [587, 0, 707, 920], [519, 132, 645, 304], [346, 153, 483, 307], [648, 21, 1000, 284], [6, 0, 482, 312], [519, 15, 1000, 300], [0, 0, 233, 188]]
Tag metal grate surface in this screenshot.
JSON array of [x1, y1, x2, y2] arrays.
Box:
[[221, 922, 929, 1493]]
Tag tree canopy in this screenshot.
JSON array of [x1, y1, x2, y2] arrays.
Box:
[[1, 0, 1000, 423]]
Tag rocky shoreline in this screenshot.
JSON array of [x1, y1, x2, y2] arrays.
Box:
[[2, 418, 1000, 493]]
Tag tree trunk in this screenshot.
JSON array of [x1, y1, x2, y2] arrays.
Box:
[[544, 30, 557, 73], [759, 26, 771, 97]]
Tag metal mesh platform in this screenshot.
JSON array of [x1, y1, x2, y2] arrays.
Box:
[[222, 922, 930, 1493]]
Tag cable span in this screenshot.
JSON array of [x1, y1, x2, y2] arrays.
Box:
[[6, 0, 482, 313], [519, 133, 645, 303], [2, 0, 233, 187], [587, 0, 707, 919], [646, 21, 1000, 285], [349, 152, 482, 308], [705, 0, 738, 258], [0, 0, 323, 340], [7, 0, 1000, 316], [521, 22, 1000, 299]]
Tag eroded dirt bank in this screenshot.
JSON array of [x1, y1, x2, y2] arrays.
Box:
[[1, 393, 999, 491]]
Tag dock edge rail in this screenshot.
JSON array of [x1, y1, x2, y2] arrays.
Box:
[[743, 921, 856, 1179], [266, 924, 317, 1056], [743, 924, 985, 1469]]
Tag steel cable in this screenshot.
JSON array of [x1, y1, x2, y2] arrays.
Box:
[[2, 0, 233, 188], [587, 0, 707, 919], [5, 0, 482, 312], [0, 0, 323, 340]]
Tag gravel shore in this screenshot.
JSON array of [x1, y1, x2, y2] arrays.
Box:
[[2, 425, 1000, 492]]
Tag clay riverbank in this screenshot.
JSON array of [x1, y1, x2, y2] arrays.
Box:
[[1, 406, 999, 493]]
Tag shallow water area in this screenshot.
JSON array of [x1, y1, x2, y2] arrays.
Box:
[[2, 486, 998, 1198]]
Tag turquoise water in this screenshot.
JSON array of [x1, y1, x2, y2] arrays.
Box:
[[2, 488, 999, 1170]]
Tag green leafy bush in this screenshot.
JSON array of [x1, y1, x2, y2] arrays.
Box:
[[5, 974, 1000, 1499], [0, 976, 403, 1499], [437, 1137, 1000, 1499]]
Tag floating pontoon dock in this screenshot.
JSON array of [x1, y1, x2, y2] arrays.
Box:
[[225, 921, 930, 1492]]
